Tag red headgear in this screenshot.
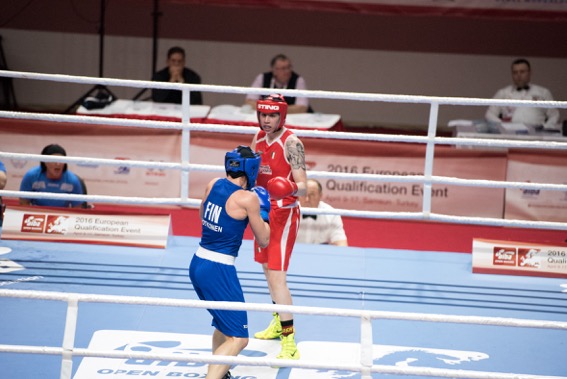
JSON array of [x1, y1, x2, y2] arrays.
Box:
[[256, 94, 288, 131]]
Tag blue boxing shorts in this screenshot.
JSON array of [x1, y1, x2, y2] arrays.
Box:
[[189, 249, 248, 338]]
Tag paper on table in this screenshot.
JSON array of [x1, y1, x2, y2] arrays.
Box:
[[447, 119, 474, 127], [287, 113, 341, 128], [500, 123, 529, 132]]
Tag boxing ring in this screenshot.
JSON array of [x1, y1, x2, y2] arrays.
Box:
[[1, 71, 567, 379]]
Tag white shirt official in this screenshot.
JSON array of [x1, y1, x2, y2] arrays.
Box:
[[297, 201, 347, 245], [245, 73, 309, 108], [485, 84, 560, 130]]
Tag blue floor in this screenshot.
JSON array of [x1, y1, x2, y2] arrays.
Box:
[[1, 234, 566, 378]]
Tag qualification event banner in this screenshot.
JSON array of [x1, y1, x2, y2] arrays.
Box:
[[1, 207, 171, 249], [186, 133, 508, 218], [3, 121, 565, 222], [472, 238, 567, 279]]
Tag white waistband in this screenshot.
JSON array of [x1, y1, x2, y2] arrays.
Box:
[[196, 246, 235, 266]]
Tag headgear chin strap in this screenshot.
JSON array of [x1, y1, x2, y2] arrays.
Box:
[[256, 94, 288, 131], [225, 146, 261, 190]]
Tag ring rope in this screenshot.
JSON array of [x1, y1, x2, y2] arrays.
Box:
[[1, 151, 566, 192], [2, 150, 567, 229], [2, 69, 567, 109], [0, 345, 564, 379], [1, 72, 566, 228], [1, 109, 567, 151], [0, 289, 565, 379], [1, 70, 567, 378], [1, 290, 565, 329]]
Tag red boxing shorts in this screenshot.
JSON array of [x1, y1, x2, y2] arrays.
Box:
[[254, 205, 300, 271]]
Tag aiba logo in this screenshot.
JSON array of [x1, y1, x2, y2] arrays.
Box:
[[46, 215, 70, 234], [521, 189, 540, 197], [74, 331, 275, 379], [520, 181, 540, 198], [21, 214, 46, 233], [493, 246, 516, 266]]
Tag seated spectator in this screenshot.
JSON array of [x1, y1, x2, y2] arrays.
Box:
[[77, 176, 94, 209], [485, 58, 560, 130], [297, 179, 348, 246], [19, 144, 85, 208], [151, 46, 203, 105], [245, 54, 312, 113]]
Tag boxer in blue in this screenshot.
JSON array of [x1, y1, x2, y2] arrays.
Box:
[[189, 145, 271, 379]]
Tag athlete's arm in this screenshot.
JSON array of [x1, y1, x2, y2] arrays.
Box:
[[235, 190, 270, 247], [246, 192, 270, 248], [199, 178, 219, 218], [0, 170, 6, 190], [285, 135, 307, 197]]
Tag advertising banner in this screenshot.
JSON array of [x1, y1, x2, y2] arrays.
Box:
[[0, 120, 181, 198], [472, 238, 567, 279], [193, 0, 567, 19], [305, 145, 506, 218], [1, 206, 171, 248], [504, 150, 567, 222], [186, 133, 508, 218], [313, 0, 567, 12], [9, 119, 566, 221]]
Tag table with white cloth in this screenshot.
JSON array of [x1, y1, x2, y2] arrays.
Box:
[[76, 99, 211, 122], [203, 104, 344, 131], [449, 119, 567, 142]]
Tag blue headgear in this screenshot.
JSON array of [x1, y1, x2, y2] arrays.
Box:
[[225, 146, 261, 190]]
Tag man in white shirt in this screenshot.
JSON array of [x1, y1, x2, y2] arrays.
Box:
[[485, 58, 560, 131], [297, 179, 348, 246], [245, 54, 311, 114]]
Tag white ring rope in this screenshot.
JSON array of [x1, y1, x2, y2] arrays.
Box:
[[0, 346, 563, 379], [2, 70, 567, 378], [1, 76, 567, 230], [1, 151, 566, 192], [2, 70, 567, 109], [0, 289, 566, 379], [2, 149, 567, 230], [1, 109, 567, 151], [1, 289, 565, 329], [0, 346, 564, 379]]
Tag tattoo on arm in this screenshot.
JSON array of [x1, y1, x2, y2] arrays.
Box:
[[286, 138, 306, 170]]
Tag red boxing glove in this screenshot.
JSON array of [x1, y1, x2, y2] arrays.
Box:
[[267, 177, 298, 200]]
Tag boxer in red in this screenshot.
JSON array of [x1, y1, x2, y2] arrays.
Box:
[[251, 94, 307, 361]]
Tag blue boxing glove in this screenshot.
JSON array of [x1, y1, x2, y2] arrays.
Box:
[[251, 186, 270, 223]]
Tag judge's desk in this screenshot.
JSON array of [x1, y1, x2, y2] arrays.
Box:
[[449, 120, 567, 148], [77, 100, 344, 131]]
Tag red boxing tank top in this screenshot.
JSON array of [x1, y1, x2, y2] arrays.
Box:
[[254, 128, 298, 208]]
